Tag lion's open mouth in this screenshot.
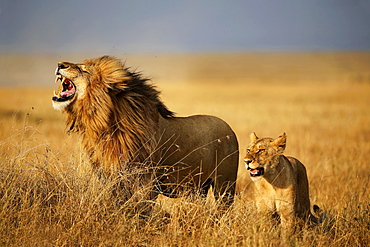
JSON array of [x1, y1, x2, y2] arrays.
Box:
[[249, 167, 264, 177], [52, 74, 76, 102]]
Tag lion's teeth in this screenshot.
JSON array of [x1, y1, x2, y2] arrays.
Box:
[[62, 77, 66, 83], [55, 75, 63, 83], [53, 90, 61, 97]]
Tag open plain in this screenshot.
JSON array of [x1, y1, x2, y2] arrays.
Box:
[[0, 52, 369, 246]]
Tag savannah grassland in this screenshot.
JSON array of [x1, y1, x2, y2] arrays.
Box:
[[0, 52, 369, 246]]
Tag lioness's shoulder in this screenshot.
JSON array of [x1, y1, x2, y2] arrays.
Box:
[[286, 156, 307, 171], [285, 156, 310, 188]]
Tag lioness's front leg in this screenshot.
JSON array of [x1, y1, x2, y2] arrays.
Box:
[[255, 196, 276, 218], [276, 195, 295, 234]]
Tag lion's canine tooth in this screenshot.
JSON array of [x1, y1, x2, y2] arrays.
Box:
[[55, 75, 63, 83], [53, 90, 61, 97], [62, 77, 66, 83]]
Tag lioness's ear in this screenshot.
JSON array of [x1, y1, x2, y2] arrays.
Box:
[[273, 132, 287, 153], [250, 132, 259, 142]]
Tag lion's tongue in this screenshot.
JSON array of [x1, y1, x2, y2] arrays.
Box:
[[250, 169, 260, 175], [60, 84, 75, 97], [60, 90, 72, 97]]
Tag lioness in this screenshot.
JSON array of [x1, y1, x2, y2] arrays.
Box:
[[244, 132, 325, 232]]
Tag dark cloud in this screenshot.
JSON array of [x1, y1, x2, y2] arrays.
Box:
[[1, 0, 369, 53]]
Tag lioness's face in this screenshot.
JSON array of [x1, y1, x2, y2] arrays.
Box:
[[244, 132, 286, 181], [52, 61, 93, 111]]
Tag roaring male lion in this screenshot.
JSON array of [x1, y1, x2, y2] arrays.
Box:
[[243, 132, 325, 232], [52, 55, 239, 212]]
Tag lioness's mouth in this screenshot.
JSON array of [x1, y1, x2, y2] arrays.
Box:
[[52, 74, 76, 102], [249, 167, 264, 177]]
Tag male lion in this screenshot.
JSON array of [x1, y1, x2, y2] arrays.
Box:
[[52, 56, 239, 213], [243, 132, 325, 232]]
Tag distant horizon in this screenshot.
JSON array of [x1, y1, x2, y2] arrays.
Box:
[[2, 44, 369, 56], [1, 52, 369, 87]]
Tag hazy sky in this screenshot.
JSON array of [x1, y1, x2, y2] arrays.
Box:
[[1, 0, 369, 54]]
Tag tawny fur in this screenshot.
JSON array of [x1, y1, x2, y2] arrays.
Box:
[[244, 132, 325, 232], [52, 56, 239, 207]]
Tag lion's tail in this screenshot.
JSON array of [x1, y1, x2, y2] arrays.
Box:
[[310, 204, 326, 224]]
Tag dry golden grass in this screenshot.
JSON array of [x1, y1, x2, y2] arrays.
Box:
[[0, 52, 369, 246]]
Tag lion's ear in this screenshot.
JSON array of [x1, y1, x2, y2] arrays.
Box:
[[250, 132, 259, 142], [272, 132, 287, 153]]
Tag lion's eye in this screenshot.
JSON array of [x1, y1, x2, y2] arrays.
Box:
[[247, 149, 250, 153], [79, 65, 89, 74], [256, 149, 265, 154]]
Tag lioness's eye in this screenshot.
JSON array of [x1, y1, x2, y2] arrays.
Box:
[[247, 149, 250, 153]]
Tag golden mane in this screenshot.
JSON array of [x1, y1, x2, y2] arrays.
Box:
[[63, 56, 174, 173], [53, 55, 239, 211]]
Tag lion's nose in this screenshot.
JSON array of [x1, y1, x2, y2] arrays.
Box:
[[58, 63, 69, 69]]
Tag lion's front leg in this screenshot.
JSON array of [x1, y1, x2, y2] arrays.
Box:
[[113, 167, 159, 219], [130, 173, 159, 219]]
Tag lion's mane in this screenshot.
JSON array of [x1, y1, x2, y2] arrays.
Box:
[[54, 56, 239, 206], [64, 56, 174, 173]]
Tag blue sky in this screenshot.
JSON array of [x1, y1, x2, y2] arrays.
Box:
[[1, 0, 369, 53]]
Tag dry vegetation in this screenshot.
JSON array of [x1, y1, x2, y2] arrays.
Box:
[[0, 52, 369, 246]]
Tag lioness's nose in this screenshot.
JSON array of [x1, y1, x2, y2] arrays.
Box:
[[58, 63, 69, 69]]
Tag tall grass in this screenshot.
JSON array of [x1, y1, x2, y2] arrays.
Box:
[[0, 58, 369, 245]]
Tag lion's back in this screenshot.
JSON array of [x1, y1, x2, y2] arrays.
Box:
[[165, 114, 238, 152], [158, 114, 239, 185]]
